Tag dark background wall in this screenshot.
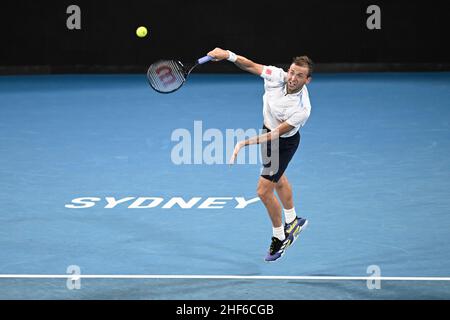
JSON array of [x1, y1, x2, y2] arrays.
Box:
[[0, 0, 449, 73]]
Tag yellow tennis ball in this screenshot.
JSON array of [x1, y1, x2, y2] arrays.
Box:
[[136, 26, 148, 38]]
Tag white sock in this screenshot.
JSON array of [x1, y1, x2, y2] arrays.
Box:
[[273, 225, 285, 241], [284, 207, 297, 224]]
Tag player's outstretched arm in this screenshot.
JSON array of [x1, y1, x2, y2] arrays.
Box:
[[229, 122, 294, 164], [207, 47, 263, 76]]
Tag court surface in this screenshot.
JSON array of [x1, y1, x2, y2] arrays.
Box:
[[1, 72, 449, 299]]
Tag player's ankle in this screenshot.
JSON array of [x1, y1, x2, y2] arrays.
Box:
[[273, 225, 285, 241], [284, 207, 297, 224]]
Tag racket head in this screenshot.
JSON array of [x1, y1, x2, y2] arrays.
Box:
[[147, 60, 187, 94]]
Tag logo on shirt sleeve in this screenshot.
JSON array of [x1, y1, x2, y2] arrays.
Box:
[[265, 68, 272, 75]]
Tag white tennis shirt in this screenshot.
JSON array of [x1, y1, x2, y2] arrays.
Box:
[[260, 66, 311, 138]]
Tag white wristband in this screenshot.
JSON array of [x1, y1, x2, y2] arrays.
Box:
[[227, 50, 238, 63]]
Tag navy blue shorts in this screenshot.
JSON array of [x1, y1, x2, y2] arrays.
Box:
[[260, 125, 300, 183]]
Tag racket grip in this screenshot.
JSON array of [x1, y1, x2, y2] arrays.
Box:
[[197, 56, 213, 64]]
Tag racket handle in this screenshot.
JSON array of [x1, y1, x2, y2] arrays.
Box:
[[197, 56, 213, 64]]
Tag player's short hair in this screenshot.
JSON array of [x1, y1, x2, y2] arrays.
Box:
[[292, 56, 313, 77]]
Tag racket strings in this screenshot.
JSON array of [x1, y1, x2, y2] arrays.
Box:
[[147, 60, 186, 93]]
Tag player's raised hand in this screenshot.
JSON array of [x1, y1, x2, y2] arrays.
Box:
[[207, 48, 230, 61]]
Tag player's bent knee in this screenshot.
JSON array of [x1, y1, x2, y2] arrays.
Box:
[[257, 191, 271, 203], [256, 186, 264, 199], [257, 186, 273, 203]]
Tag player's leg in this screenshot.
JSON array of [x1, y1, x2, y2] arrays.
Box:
[[275, 174, 294, 210], [275, 174, 299, 240], [275, 174, 308, 245], [257, 176, 290, 261], [257, 176, 283, 228]]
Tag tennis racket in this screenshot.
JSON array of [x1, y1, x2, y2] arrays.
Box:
[[147, 56, 213, 93]]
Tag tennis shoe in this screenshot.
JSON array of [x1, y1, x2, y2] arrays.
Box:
[[285, 217, 308, 246], [264, 237, 291, 262]]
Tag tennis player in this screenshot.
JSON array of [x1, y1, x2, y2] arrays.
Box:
[[207, 48, 312, 261]]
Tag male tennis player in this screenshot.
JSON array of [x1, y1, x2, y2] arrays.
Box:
[[207, 48, 312, 262]]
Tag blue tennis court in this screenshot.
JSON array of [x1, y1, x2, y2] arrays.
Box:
[[1, 72, 449, 299]]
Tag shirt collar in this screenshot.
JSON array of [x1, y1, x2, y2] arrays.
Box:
[[284, 85, 304, 96]]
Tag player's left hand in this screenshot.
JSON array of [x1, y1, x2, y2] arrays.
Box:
[[229, 141, 244, 164]]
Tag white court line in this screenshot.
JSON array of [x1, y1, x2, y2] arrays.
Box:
[[0, 275, 450, 281]]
